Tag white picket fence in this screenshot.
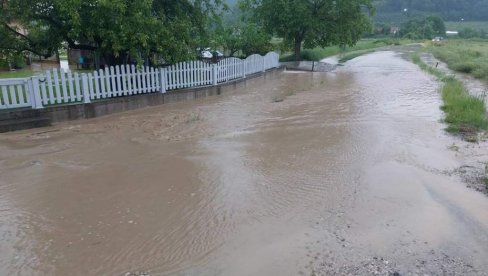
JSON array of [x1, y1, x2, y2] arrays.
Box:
[[0, 52, 279, 110]]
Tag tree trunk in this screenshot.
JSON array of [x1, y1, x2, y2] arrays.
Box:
[[55, 50, 60, 63], [295, 32, 304, 61], [294, 36, 303, 61]]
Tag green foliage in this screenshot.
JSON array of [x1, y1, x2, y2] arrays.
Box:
[[0, 52, 26, 70], [239, 23, 273, 56], [400, 15, 446, 39], [241, 0, 375, 61], [214, 22, 272, 57], [445, 21, 488, 33], [0, 0, 225, 66], [459, 28, 487, 39]]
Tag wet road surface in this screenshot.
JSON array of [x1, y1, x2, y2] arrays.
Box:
[[1, 51, 488, 275]]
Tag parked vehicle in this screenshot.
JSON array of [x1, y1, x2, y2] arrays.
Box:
[[199, 48, 224, 59]]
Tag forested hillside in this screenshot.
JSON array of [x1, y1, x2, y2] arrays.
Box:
[[375, 0, 488, 22]]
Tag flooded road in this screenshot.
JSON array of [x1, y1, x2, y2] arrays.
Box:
[[1, 51, 488, 275]]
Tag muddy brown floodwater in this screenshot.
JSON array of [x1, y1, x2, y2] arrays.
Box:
[[1, 51, 488, 276]]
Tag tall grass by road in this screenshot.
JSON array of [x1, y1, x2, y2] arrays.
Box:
[[411, 52, 488, 139], [441, 77, 488, 134]]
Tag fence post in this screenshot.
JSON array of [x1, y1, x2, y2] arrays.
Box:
[[262, 58, 266, 72], [159, 68, 167, 93], [212, 64, 218, 85], [242, 61, 246, 78], [29, 76, 43, 109], [81, 74, 91, 104]]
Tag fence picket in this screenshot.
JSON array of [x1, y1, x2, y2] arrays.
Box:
[[120, 65, 127, 95], [141, 65, 146, 93], [40, 77, 48, 105], [126, 65, 133, 95], [175, 63, 179, 89], [88, 73, 95, 100], [147, 66, 151, 92], [45, 71, 53, 104], [115, 66, 121, 96], [0, 86, 6, 107], [105, 67, 111, 97], [60, 69, 68, 102], [94, 71, 101, 99], [99, 70, 106, 98], [148, 67, 153, 91], [52, 69, 61, 104], [1, 86, 9, 107], [74, 73, 82, 102], [8, 86, 16, 106], [109, 66, 116, 96], [67, 71, 75, 102], [171, 65, 175, 90], [153, 67, 159, 91], [15, 85, 23, 105]]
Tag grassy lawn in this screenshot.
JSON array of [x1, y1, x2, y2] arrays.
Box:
[[411, 51, 488, 140], [0, 70, 35, 79], [280, 38, 410, 62], [429, 39, 488, 81], [0, 68, 95, 79]]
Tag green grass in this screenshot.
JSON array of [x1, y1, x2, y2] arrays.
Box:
[[411, 50, 488, 138], [445, 21, 488, 32], [280, 38, 409, 62], [0, 70, 35, 79], [441, 78, 488, 133], [0, 68, 95, 79], [429, 40, 488, 80]]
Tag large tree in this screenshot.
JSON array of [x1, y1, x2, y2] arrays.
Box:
[[0, 0, 224, 67], [242, 0, 374, 61]]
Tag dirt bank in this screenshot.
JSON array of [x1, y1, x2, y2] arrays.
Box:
[[0, 51, 487, 275]]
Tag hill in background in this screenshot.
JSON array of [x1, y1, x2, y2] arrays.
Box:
[[374, 0, 488, 23]]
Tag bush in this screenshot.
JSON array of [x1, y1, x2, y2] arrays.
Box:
[[451, 61, 477, 73], [11, 53, 26, 69], [473, 67, 488, 79], [0, 53, 26, 70], [0, 58, 9, 70]]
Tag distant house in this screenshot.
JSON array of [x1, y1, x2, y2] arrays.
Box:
[[446, 31, 459, 36], [390, 27, 400, 35]]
